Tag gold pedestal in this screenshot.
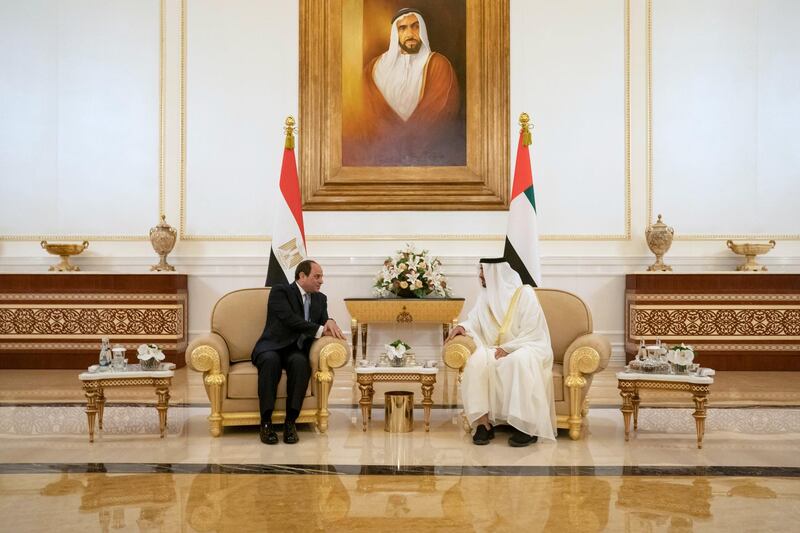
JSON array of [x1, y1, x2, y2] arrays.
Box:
[[384, 391, 414, 433]]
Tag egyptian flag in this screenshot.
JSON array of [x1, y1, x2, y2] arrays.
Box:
[[503, 123, 542, 287], [266, 121, 307, 286]]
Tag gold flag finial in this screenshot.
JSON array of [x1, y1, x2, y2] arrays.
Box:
[[519, 112, 532, 146], [284, 115, 296, 150]]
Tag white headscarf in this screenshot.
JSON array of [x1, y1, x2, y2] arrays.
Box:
[[470, 261, 524, 345], [372, 11, 431, 121]]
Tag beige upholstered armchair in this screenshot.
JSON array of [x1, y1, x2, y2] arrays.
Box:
[[443, 288, 611, 440], [186, 288, 348, 436]]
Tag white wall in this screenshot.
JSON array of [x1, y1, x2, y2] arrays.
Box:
[[2, 0, 799, 367]]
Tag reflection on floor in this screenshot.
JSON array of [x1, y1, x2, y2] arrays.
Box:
[[1, 366, 800, 531], [3, 472, 799, 532]]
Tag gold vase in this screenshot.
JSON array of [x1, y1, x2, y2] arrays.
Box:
[[40, 241, 89, 272], [645, 214, 674, 272], [726, 240, 776, 272], [149, 215, 177, 272]]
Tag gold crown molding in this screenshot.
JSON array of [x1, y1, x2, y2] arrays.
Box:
[[674, 233, 800, 241], [180, 1, 631, 242], [0, 234, 148, 242], [159, 0, 166, 217], [646, 0, 800, 241], [179, 0, 187, 240], [0, 0, 167, 242], [623, 0, 632, 240], [647, 0, 654, 241], [180, 233, 633, 242]]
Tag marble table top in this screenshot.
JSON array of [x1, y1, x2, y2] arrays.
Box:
[[354, 365, 438, 375], [616, 368, 715, 385], [79, 362, 176, 380]]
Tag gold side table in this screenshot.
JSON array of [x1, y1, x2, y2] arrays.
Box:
[[616, 370, 714, 449], [355, 366, 437, 432], [79, 363, 175, 442], [344, 298, 465, 364]]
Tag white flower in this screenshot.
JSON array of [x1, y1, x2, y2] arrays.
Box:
[[137, 343, 165, 361], [385, 343, 407, 360]]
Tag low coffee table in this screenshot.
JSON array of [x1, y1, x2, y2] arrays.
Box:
[[79, 363, 176, 442], [355, 366, 437, 432], [616, 370, 715, 448]]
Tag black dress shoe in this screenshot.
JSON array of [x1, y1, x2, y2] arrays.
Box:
[[472, 424, 495, 445], [283, 422, 299, 444], [260, 424, 278, 445], [508, 428, 537, 447]]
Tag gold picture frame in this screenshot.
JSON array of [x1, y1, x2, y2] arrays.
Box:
[[299, 0, 509, 211]]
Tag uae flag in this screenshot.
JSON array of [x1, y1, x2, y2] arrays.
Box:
[[265, 127, 307, 286], [503, 127, 542, 287]]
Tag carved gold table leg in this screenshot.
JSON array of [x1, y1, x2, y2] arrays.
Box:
[[84, 385, 99, 443], [367, 385, 375, 420], [421, 376, 435, 432], [361, 324, 368, 360], [357, 376, 373, 431], [97, 388, 106, 430], [619, 388, 634, 441], [632, 390, 640, 431], [350, 319, 359, 364], [155, 384, 171, 438], [442, 323, 449, 343], [692, 387, 708, 449]]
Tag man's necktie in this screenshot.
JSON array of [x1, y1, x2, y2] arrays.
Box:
[[298, 293, 311, 349]]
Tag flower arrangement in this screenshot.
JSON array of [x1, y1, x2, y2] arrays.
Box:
[[385, 340, 411, 367], [373, 244, 451, 298], [667, 343, 695, 370], [137, 343, 165, 370]]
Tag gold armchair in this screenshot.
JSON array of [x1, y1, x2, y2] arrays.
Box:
[[443, 288, 611, 440], [186, 288, 348, 436]]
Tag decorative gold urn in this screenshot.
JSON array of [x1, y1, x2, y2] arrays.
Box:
[[40, 241, 89, 272], [726, 240, 776, 272], [149, 215, 177, 271], [645, 214, 674, 272]]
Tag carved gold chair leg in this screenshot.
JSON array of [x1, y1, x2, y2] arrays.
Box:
[[316, 370, 332, 433], [462, 413, 471, 433], [206, 378, 224, 437]]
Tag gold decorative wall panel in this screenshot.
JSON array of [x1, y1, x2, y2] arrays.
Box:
[[625, 273, 800, 370], [0, 274, 188, 369]]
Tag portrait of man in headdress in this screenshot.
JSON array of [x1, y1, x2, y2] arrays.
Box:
[[341, 2, 467, 167]]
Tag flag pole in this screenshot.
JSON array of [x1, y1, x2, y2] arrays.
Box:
[[266, 115, 305, 287], [519, 112, 532, 147]]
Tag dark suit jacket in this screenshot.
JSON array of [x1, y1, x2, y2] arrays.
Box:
[[251, 282, 329, 361]]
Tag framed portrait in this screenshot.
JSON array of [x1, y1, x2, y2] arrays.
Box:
[[299, 0, 509, 210]]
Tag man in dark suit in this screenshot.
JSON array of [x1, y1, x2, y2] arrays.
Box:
[[251, 259, 344, 444]]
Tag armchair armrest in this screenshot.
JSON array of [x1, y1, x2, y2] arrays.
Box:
[[562, 333, 612, 378], [442, 335, 477, 371], [186, 333, 231, 377], [309, 336, 349, 374], [562, 333, 611, 440], [186, 332, 230, 437], [309, 336, 348, 433]]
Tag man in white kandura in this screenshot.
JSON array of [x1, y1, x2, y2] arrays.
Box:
[[447, 258, 556, 447]]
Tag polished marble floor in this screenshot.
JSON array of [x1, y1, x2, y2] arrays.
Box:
[[2, 472, 799, 532], [1, 366, 800, 531]]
